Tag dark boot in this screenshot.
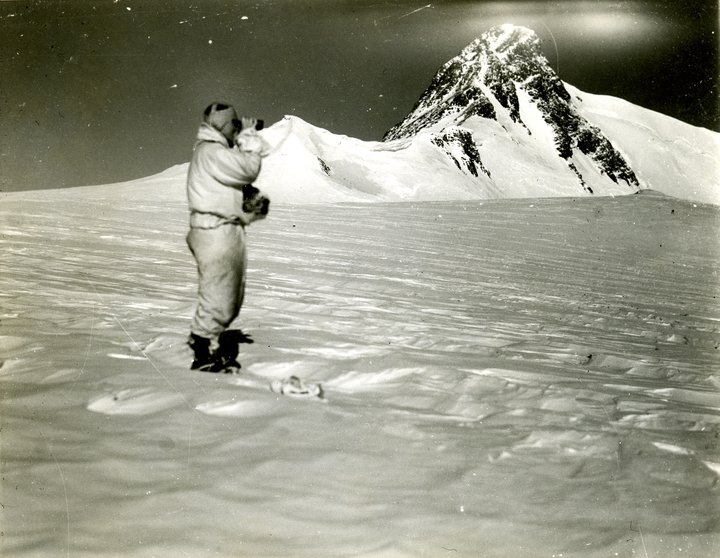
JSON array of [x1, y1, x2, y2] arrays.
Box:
[[188, 334, 217, 371], [214, 330, 243, 374]]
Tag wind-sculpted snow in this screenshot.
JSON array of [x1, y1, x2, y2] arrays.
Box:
[[1, 187, 719, 557]]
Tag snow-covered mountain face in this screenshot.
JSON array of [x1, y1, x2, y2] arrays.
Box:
[[384, 24, 640, 194], [74, 24, 717, 205]]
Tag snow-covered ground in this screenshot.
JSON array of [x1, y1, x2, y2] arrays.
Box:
[[1, 182, 719, 557]]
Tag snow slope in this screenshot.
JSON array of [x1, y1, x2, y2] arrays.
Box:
[[2, 186, 719, 557], [569, 84, 720, 205]]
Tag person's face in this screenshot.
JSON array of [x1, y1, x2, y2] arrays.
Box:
[[220, 118, 240, 142]]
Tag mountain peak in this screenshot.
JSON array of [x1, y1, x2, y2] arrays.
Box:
[[482, 24, 541, 56], [460, 24, 540, 60], [383, 25, 639, 193], [383, 24, 552, 142]]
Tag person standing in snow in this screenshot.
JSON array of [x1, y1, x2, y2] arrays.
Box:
[[186, 102, 270, 373]]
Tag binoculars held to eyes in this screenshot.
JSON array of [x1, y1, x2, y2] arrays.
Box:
[[233, 119, 264, 132]]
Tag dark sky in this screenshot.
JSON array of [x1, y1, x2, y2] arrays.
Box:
[[1, 0, 717, 191]]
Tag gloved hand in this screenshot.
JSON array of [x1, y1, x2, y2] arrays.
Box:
[[235, 124, 271, 156], [240, 117, 259, 131], [241, 184, 270, 223]]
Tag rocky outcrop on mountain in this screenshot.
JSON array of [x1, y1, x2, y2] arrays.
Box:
[[431, 128, 491, 179], [383, 61, 497, 139], [384, 25, 639, 191]]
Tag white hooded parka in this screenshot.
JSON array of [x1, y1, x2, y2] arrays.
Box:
[[186, 122, 264, 225]]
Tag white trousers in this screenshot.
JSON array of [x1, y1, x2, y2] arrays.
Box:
[[187, 224, 247, 341]]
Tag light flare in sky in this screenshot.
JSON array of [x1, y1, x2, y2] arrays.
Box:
[[562, 10, 662, 40], [457, 1, 668, 47]]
